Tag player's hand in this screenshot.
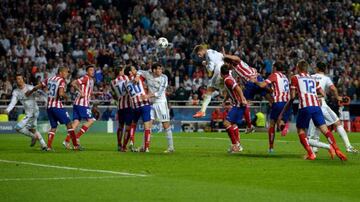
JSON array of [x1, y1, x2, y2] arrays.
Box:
[[336, 96, 343, 101], [201, 60, 207, 66], [277, 116, 283, 126], [249, 77, 257, 83], [133, 75, 140, 84], [221, 47, 226, 55], [80, 91, 85, 98], [25, 90, 32, 97], [141, 94, 150, 100]]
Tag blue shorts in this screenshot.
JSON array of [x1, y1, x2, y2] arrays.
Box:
[[73, 105, 94, 121], [270, 102, 292, 122], [118, 108, 133, 125], [296, 106, 326, 129], [244, 75, 268, 100], [133, 105, 151, 123], [47, 108, 71, 128], [226, 106, 246, 124]]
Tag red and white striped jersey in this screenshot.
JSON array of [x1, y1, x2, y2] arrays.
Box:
[[233, 60, 258, 82], [111, 75, 131, 109], [224, 74, 246, 107], [41, 76, 66, 108], [74, 75, 94, 107], [265, 72, 290, 103], [126, 76, 151, 109], [290, 73, 321, 109]]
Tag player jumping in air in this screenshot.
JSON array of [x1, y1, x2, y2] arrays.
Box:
[[192, 45, 224, 118], [124, 65, 153, 152], [111, 66, 137, 152], [63, 64, 96, 149], [26, 66, 79, 151], [221, 64, 247, 153], [221, 48, 273, 133], [4, 73, 47, 150], [278, 60, 346, 160], [251, 62, 291, 153], [137, 63, 175, 153], [307, 62, 358, 153]]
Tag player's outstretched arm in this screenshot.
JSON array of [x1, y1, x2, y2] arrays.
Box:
[[25, 83, 43, 97], [222, 47, 241, 63], [329, 85, 343, 101], [4, 91, 18, 114]]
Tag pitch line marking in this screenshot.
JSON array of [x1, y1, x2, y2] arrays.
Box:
[[0, 176, 129, 182], [0, 159, 149, 177]]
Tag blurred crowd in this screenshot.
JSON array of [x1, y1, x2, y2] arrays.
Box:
[[0, 0, 359, 106]]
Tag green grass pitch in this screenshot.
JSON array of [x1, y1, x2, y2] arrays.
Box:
[[0, 132, 359, 202]]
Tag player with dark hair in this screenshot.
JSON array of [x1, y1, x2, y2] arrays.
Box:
[[136, 63, 174, 153], [221, 64, 247, 153], [222, 49, 273, 134], [278, 60, 346, 160], [251, 62, 291, 152], [124, 65, 153, 152], [63, 64, 96, 149], [111, 66, 137, 152], [308, 62, 358, 153], [4, 73, 47, 150], [26, 67, 79, 151]]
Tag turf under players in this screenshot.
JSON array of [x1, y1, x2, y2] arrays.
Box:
[[137, 63, 175, 153], [63, 64, 96, 149], [3, 73, 47, 150], [251, 62, 291, 153], [26, 66, 79, 151], [307, 62, 358, 153], [124, 65, 153, 152], [111, 66, 136, 152], [221, 64, 247, 153], [279, 60, 346, 160]]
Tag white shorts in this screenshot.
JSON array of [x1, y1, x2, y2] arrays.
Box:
[[208, 71, 223, 90], [321, 102, 339, 125], [307, 102, 339, 138], [16, 112, 39, 130], [151, 102, 170, 122]]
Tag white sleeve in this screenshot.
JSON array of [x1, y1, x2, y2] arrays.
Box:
[[137, 70, 151, 80], [206, 50, 223, 72], [326, 77, 334, 89], [154, 75, 168, 97], [5, 91, 18, 113]]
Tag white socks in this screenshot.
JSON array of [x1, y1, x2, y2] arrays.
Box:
[[336, 125, 351, 148], [18, 128, 36, 138], [35, 131, 47, 148], [308, 139, 330, 150], [200, 94, 212, 113], [165, 127, 174, 150]]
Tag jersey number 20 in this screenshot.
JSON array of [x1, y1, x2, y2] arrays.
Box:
[[127, 83, 141, 96]]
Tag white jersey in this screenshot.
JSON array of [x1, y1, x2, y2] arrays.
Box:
[[6, 84, 39, 115], [311, 73, 334, 103], [138, 70, 168, 103], [205, 49, 224, 75]]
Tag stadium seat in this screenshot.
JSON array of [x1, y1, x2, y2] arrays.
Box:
[[0, 114, 9, 122], [17, 114, 26, 122]]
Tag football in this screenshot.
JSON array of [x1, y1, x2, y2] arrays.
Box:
[[157, 37, 169, 49]]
